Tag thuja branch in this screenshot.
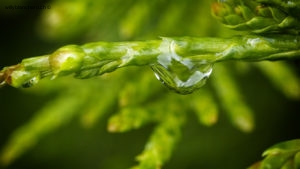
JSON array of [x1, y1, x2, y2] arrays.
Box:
[[1, 34, 300, 88]]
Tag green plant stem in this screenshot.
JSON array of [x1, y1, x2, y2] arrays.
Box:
[[1, 34, 299, 88], [212, 0, 300, 33]]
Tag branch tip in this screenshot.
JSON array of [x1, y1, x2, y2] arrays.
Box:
[[0, 64, 21, 87], [0, 71, 6, 87]]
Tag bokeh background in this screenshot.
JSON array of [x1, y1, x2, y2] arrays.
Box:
[[0, 0, 299, 169]]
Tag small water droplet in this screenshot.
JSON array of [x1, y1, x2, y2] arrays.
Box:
[[21, 76, 40, 88], [151, 38, 213, 94]]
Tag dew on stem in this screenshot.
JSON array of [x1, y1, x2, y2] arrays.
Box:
[[151, 38, 213, 94]]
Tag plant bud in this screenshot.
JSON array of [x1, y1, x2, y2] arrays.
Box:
[[49, 45, 85, 77]]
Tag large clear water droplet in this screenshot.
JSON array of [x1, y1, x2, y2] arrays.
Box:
[[151, 38, 213, 94]]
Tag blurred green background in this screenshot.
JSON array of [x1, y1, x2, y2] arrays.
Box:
[[0, 0, 299, 169]]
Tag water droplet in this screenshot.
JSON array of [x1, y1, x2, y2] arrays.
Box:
[[151, 38, 213, 94], [21, 76, 40, 88]]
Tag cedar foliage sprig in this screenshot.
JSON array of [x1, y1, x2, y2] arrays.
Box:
[[0, 0, 299, 169]]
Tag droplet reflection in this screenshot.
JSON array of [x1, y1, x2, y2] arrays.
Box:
[[151, 38, 213, 94]]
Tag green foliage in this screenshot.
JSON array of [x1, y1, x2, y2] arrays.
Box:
[[212, 0, 300, 33], [212, 64, 254, 132], [0, 0, 299, 169], [248, 139, 300, 169]]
